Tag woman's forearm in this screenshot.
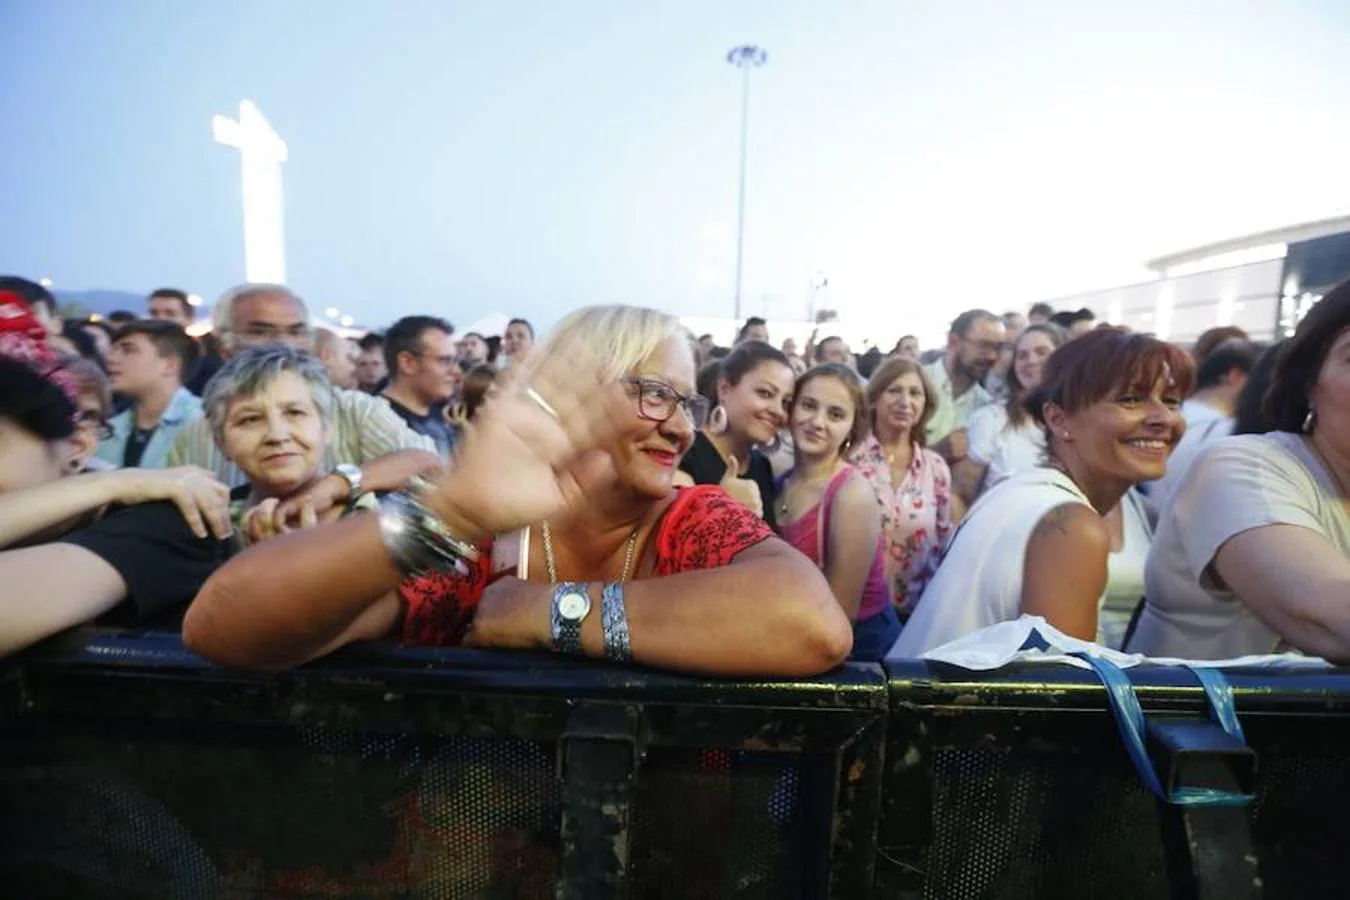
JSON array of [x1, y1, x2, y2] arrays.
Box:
[[0, 474, 116, 549], [556, 548, 852, 676], [183, 513, 401, 668]]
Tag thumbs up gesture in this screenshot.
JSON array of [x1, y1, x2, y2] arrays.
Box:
[[719, 455, 765, 518]]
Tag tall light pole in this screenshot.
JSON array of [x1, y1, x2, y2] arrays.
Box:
[[727, 45, 767, 321]]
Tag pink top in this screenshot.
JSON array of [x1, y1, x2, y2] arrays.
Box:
[[778, 465, 892, 622], [850, 433, 954, 613]]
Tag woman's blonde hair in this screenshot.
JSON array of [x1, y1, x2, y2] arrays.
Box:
[[520, 305, 690, 384]]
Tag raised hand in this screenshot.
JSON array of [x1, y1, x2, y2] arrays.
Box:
[[419, 352, 633, 541]]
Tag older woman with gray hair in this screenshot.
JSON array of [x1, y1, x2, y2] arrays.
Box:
[[186, 304, 853, 676], [203, 346, 377, 544]]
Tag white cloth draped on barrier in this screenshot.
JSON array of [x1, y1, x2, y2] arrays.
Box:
[[893, 615, 1330, 672]]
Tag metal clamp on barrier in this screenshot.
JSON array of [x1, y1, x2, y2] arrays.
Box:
[[557, 703, 646, 900], [1077, 655, 1261, 900]]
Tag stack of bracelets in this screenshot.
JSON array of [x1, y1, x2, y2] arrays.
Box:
[[376, 475, 480, 577]]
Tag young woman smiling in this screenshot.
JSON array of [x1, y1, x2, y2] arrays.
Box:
[[676, 340, 794, 528], [892, 328, 1193, 656], [777, 364, 899, 660]]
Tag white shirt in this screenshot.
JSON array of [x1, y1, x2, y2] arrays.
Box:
[[1097, 489, 1153, 649], [1133, 432, 1350, 659], [923, 358, 991, 447], [890, 467, 1090, 657], [1144, 397, 1233, 515], [966, 403, 1046, 489]]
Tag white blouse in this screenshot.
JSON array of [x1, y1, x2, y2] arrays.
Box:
[[890, 467, 1090, 657], [966, 403, 1047, 490]]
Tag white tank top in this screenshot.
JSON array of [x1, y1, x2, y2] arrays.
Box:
[[890, 467, 1091, 657], [1097, 489, 1152, 648]]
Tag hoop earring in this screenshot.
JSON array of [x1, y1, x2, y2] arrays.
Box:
[[708, 404, 728, 435], [1303, 408, 1316, 434]]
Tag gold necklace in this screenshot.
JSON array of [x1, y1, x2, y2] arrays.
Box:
[[778, 466, 838, 521], [541, 521, 640, 584]]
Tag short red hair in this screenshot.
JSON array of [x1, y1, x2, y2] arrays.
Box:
[[1026, 328, 1195, 426]]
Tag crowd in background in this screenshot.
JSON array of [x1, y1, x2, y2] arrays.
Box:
[[2, 271, 1348, 675]]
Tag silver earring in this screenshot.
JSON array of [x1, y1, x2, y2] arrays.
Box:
[[1303, 409, 1316, 434], [708, 404, 728, 434]]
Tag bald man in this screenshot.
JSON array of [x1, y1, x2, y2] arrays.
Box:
[[315, 326, 357, 389]]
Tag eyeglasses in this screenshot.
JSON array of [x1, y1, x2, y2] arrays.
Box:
[[412, 351, 458, 368], [77, 409, 113, 440], [626, 378, 709, 429], [239, 324, 312, 344]]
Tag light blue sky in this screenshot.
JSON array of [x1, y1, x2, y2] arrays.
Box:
[[4, 0, 1349, 337]]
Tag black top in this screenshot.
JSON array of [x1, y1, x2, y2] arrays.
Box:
[[678, 431, 778, 531], [382, 395, 456, 457], [122, 426, 157, 468], [59, 501, 235, 626]]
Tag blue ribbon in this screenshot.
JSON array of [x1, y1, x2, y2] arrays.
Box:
[[1074, 652, 1252, 807]]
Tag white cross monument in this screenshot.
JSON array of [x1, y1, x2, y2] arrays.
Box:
[[213, 100, 288, 283]]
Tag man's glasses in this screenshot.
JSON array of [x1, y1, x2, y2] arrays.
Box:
[[626, 378, 709, 429]]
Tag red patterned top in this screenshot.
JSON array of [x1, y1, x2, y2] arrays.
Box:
[[399, 485, 774, 646]]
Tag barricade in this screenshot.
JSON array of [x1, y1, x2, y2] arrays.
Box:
[[0, 628, 887, 899], [877, 660, 1350, 900], [4, 631, 1350, 898]]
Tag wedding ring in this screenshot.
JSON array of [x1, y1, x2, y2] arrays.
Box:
[[525, 386, 560, 420]]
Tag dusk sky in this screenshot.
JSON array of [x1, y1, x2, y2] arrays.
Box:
[[4, 0, 1350, 339]]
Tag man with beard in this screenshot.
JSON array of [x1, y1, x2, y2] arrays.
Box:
[[923, 309, 1005, 465]]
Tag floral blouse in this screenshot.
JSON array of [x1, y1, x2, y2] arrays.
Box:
[[850, 433, 954, 613]]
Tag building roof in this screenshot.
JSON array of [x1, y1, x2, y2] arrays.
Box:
[[1146, 213, 1350, 273]]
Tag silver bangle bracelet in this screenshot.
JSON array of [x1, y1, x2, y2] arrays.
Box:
[[377, 490, 479, 577], [600, 581, 632, 662]]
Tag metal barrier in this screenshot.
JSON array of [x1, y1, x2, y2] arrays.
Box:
[[3, 631, 1350, 898], [0, 628, 887, 899], [878, 660, 1350, 900]]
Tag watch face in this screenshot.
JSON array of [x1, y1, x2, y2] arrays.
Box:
[[558, 590, 591, 620]]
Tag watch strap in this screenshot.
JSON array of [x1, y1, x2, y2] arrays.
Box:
[[551, 582, 590, 655]]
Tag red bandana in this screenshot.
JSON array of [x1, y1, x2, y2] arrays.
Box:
[[0, 290, 81, 411]]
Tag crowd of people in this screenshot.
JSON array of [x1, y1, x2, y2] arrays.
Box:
[[1, 271, 1348, 673]]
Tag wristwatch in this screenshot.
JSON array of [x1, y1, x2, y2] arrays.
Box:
[[333, 463, 364, 505], [551, 582, 592, 655]]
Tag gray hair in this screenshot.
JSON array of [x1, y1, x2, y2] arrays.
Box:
[[211, 283, 309, 350], [202, 345, 337, 447]]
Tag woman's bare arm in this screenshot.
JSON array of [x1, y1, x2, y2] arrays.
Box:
[[466, 537, 852, 677], [822, 475, 884, 621], [1021, 502, 1110, 640], [1212, 524, 1350, 662]]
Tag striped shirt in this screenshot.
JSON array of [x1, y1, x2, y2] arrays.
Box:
[[166, 388, 435, 488]]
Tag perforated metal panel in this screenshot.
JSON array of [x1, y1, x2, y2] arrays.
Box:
[[629, 748, 816, 899], [925, 745, 1168, 900], [0, 722, 561, 899]]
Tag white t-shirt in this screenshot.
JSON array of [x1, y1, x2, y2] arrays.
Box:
[[890, 467, 1090, 657], [1097, 489, 1152, 649], [967, 403, 1047, 489], [1144, 398, 1233, 515], [1132, 432, 1350, 659]]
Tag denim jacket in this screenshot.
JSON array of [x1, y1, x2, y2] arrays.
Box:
[[96, 386, 203, 469]]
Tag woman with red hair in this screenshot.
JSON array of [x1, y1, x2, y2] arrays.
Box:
[[892, 328, 1193, 655]]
